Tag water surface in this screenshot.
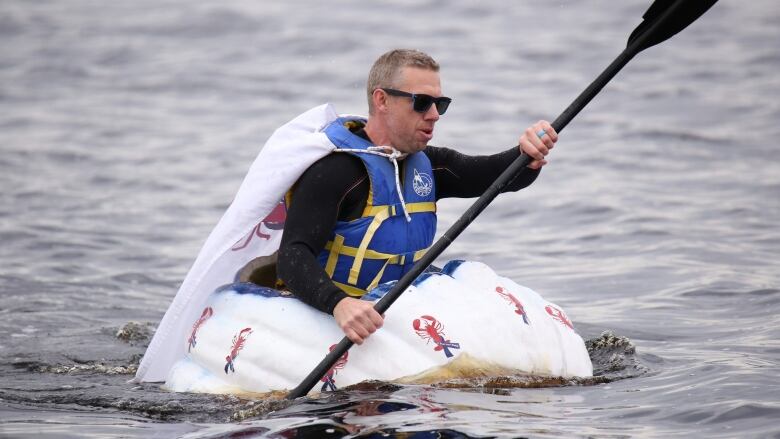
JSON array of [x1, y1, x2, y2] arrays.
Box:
[[1, 1, 779, 437]]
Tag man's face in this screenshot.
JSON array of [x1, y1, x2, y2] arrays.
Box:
[[384, 67, 442, 154]]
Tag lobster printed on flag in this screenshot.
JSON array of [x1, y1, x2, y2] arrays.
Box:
[[413, 315, 461, 358], [224, 327, 253, 374], [545, 305, 574, 330], [495, 286, 530, 325], [231, 199, 287, 251], [187, 306, 214, 352], [320, 344, 349, 392]]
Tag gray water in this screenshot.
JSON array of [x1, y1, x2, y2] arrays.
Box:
[[1, 0, 779, 437]]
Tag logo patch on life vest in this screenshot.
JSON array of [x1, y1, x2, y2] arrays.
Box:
[[545, 305, 574, 330], [412, 168, 433, 197], [495, 286, 530, 325], [320, 344, 349, 392], [413, 315, 460, 358], [187, 306, 214, 352], [224, 327, 253, 374]]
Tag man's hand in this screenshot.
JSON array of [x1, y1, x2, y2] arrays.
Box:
[[518, 120, 558, 170], [333, 297, 384, 345]]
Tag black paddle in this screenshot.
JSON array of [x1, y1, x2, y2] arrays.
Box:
[[287, 0, 718, 399]]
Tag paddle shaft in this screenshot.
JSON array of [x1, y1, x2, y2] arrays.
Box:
[[287, 0, 709, 399]]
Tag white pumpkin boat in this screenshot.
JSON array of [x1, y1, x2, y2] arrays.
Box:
[[165, 259, 592, 395]]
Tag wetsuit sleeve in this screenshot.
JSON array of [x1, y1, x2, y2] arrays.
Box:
[[425, 145, 541, 199], [277, 153, 367, 315]]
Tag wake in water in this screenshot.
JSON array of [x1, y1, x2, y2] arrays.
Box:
[[0, 320, 647, 424]]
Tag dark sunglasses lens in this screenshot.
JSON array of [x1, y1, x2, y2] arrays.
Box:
[[412, 95, 451, 115], [412, 95, 435, 113], [436, 98, 451, 115]]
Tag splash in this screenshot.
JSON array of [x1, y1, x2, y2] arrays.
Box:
[[586, 331, 650, 380]]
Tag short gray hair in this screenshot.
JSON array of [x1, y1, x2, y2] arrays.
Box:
[[366, 49, 440, 114]]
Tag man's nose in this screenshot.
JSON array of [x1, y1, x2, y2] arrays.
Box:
[[424, 104, 440, 121]]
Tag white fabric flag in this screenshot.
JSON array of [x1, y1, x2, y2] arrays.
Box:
[[135, 104, 340, 382]]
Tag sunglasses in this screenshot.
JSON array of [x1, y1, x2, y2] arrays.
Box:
[[381, 88, 452, 115]]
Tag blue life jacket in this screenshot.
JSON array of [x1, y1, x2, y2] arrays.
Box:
[[316, 117, 437, 296]]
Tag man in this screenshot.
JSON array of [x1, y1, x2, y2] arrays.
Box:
[[277, 49, 557, 346]]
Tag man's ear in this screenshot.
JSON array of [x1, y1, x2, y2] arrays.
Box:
[[372, 88, 388, 113]]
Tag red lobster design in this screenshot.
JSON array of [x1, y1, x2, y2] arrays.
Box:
[[413, 315, 460, 358], [187, 306, 214, 352], [232, 199, 287, 251], [224, 327, 253, 374], [418, 390, 446, 414], [320, 344, 349, 392], [545, 305, 574, 330], [495, 286, 530, 325]]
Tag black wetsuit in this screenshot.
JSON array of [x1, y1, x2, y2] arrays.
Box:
[[277, 129, 539, 315]]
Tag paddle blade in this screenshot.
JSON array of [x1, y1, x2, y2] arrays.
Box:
[[627, 0, 718, 53]]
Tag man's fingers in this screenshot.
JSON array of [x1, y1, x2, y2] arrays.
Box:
[[353, 323, 370, 339], [533, 120, 559, 154], [346, 329, 364, 345], [519, 119, 559, 167], [355, 310, 379, 332], [355, 318, 376, 335], [526, 127, 549, 157], [356, 303, 384, 330], [539, 120, 558, 143], [343, 319, 369, 343], [533, 123, 555, 154], [520, 140, 545, 161], [368, 308, 384, 328]]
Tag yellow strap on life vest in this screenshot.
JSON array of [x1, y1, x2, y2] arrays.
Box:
[[323, 241, 430, 264], [366, 259, 392, 292], [332, 247, 429, 296], [398, 248, 429, 265], [361, 201, 436, 218], [348, 207, 392, 284], [333, 260, 391, 296], [348, 201, 435, 284], [324, 234, 345, 278], [324, 241, 396, 260], [331, 279, 370, 297], [362, 247, 429, 290]]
